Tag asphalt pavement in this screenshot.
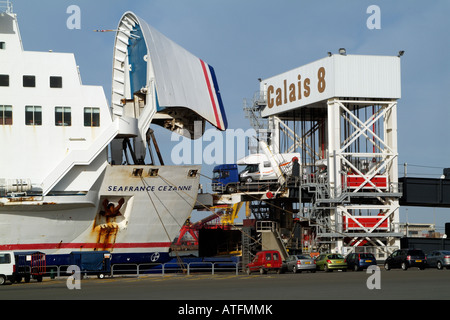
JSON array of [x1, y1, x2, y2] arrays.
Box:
[[1, 267, 449, 301]]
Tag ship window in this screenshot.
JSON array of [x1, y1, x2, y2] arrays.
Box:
[[84, 107, 100, 127], [188, 169, 198, 178], [0, 42, 5, 50], [0, 74, 9, 87], [50, 76, 62, 88], [55, 106, 71, 126], [132, 168, 143, 177], [25, 106, 42, 126], [23, 75, 36, 88], [0, 105, 13, 125]]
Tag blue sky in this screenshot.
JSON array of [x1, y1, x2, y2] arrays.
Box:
[[10, 0, 450, 230]]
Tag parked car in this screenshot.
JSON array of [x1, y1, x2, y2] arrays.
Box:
[[315, 253, 347, 272], [283, 255, 316, 273], [426, 250, 450, 270], [345, 252, 377, 271], [0, 251, 15, 285], [384, 249, 427, 270], [246, 250, 283, 275]]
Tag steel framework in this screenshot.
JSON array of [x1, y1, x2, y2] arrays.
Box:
[[261, 97, 402, 260], [240, 54, 404, 260]]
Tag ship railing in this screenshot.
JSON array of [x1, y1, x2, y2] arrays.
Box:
[[210, 181, 282, 194], [0, 0, 12, 13]]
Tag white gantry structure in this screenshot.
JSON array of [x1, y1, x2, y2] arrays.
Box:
[[250, 52, 403, 259]]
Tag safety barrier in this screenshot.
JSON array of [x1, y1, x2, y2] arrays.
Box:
[[41, 261, 241, 279]]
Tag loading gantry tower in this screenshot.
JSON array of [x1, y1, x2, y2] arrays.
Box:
[[249, 52, 404, 260]]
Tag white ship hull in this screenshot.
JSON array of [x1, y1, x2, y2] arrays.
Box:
[[0, 8, 227, 267], [0, 165, 200, 264]]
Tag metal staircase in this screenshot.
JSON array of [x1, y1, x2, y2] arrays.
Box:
[[243, 92, 268, 132], [256, 221, 289, 260], [41, 119, 120, 195]]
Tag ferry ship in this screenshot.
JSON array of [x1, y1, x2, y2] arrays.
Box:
[[0, 5, 227, 265]]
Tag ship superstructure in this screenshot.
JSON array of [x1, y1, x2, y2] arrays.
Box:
[[0, 7, 227, 265]]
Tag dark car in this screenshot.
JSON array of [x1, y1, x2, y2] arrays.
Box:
[[426, 250, 450, 270], [384, 249, 427, 270], [346, 252, 377, 271]]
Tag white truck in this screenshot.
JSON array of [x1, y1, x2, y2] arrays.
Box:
[[0, 251, 15, 285]]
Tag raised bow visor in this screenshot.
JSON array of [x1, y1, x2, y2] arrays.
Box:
[[111, 12, 228, 141]]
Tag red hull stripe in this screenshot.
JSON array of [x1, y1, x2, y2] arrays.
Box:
[[0, 242, 172, 251], [200, 59, 221, 130]]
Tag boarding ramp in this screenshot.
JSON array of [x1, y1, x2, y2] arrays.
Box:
[[399, 176, 450, 207]]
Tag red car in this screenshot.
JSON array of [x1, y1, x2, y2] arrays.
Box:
[[245, 250, 283, 274]]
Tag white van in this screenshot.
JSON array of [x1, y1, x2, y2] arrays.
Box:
[[237, 152, 300, 182], [0, 251, 15, 285]]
